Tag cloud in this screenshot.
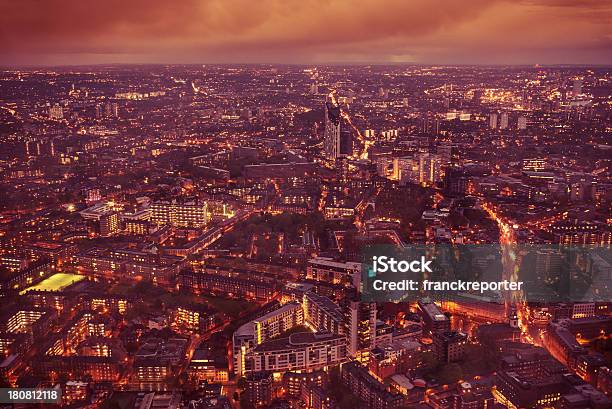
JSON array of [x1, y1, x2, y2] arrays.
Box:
[[0, 0, 610, 65]]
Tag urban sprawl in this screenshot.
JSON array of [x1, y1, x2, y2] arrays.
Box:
[[0, 65, 610, 409]]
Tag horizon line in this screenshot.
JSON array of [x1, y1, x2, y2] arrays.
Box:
[[2, 62, 612, 70]]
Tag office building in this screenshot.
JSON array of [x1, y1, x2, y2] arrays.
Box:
[[418, 299, 450, 335], [495, 369, 566, 409], [324, 96, 342, 161]]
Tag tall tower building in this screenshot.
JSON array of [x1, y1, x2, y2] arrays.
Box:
[[99, 212, 119, 237], [418, 153, 442, 186], [48, 138, 56, 157], [489, 113, 498, 129], [517, 115, 527, 130], [573, 78, 583, 96], [324, 96, 341, 161], [394, 156, 419, 185], [499, 112, 509, 130], [339, 127, 353, 157], [346, 300, 377, 363]]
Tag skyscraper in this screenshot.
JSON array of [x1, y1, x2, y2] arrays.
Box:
[[418, 153, 443, 186], [48, 138, 56, 157], [394, 156, 420, 185], [324, 96, 341, 161], [499, 112, 509, 130], [517, 115, 527, 130], [339, 127, 353, 157], [489, 113, 498, 129], [573, 78, 583, 96]]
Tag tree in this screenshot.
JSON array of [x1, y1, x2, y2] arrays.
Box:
[[240, 392, 255, 409], [438, 363, 464, 385], [236, 376, 247, 389]]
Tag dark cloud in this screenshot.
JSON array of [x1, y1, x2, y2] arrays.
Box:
[[0, 0, 610, 65]]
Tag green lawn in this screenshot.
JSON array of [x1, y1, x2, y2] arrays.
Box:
[[20, 272, 85, 294]]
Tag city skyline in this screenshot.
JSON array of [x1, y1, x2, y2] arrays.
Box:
[[1, 0, 612, 66], [0, 3, 611, 405]]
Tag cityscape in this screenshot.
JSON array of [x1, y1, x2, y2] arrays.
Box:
[[0, 63, 610, 409], [0, 2, 611, 408]]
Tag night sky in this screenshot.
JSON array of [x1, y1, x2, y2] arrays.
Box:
[[1, 0, 611, 66]]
